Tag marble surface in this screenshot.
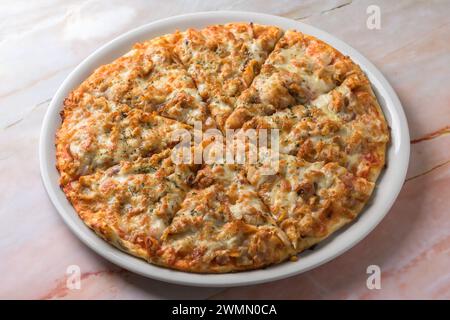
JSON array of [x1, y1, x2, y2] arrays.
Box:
[[0, 0, 448, 299]]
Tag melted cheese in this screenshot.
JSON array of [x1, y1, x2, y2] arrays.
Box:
[[246, 153, 375, 248]]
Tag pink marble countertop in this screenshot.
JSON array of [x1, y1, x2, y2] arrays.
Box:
[[0, 0, 448, 299]]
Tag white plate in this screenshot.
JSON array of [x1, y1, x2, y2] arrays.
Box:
[[40, 11, 410, 287]]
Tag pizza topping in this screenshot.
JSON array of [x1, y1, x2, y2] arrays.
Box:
[[56, 94, 193, 185], [70, 34, 208, 126], [225, 30, 357, 129], [158, 161, 294, 272], [174, 23, 283, 130], [63, 150, 197, 257], [246, 152, 374, 249]]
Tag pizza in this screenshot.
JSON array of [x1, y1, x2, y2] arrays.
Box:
[[56, 24, 389, 273]]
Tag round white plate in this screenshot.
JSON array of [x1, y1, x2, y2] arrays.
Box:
[[40, 11, 410, 287]]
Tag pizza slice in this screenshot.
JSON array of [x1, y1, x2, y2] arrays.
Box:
[[300, 72, 389, 181], [63, 149, 198, 263], [174, 23, 283, 129], [70, 34, 209, 126], [225, 30, 356, 129], [240, 72, 389, 181], [157, 159, 294, 272], [56, 93, 193, 185], [245, 152, 374, 251]]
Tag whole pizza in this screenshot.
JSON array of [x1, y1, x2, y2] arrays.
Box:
[[56, 23, 389, 273]]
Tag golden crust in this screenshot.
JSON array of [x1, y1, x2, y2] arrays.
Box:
[[56, 24, 389, 273]]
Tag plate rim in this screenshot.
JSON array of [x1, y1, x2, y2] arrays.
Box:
[[39, 11, 410, 287]]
